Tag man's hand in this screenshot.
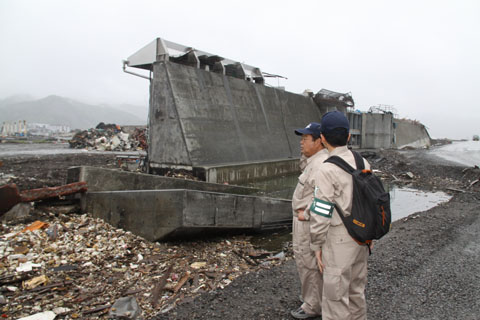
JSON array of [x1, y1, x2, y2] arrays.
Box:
[[297, 209, 306, 221], [315, 249, 324, 273]]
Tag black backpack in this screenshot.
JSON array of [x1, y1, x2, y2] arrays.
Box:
[[324, 150, 391, 246]]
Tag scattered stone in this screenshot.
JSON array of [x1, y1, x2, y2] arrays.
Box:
[[110, 296, 144, 320]]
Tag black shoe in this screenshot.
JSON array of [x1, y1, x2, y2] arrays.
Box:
[[290, 307, 319, 319]]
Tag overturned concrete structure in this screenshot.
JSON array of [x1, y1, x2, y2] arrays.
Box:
[[68, 166, 291, 241]]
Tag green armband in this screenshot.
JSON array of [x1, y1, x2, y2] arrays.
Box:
[[310, 196, 334, 218]]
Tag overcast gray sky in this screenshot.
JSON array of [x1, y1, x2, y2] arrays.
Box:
[[1, 0, 479, 139]]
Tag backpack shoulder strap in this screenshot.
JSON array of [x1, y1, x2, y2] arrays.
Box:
[[324, 155, 355, 174], [351, 150, 365, 170]]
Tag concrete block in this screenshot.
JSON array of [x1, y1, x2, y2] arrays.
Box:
[[85, 189, 291, 241], [1, 202, 32, 224]]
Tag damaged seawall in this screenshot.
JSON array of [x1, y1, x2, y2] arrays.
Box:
[[146, 60, 431, 183], [148, 61, 321, 178]]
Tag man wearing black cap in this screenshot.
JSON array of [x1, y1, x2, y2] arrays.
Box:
[[308, 111, 370, 320], [291, 122, 328, 319]]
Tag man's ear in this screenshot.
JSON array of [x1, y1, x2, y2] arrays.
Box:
[[320, 134, 326, 148], [347, 133, 351, 142]]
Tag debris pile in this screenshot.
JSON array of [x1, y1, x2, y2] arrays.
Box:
[[164, 169, 199, 181], [0, 212, 292, 319], [68, 123, 147, 151]]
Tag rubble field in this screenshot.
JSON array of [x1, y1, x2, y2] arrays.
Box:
[[0, 148, 293, 319], [1, 210, 291, 319], [0, 146, 479, 319]]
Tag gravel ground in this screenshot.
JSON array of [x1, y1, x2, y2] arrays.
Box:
[[153, 191, 480, 320]]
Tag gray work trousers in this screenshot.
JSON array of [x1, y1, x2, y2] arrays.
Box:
[[292, 216, 322, 315]]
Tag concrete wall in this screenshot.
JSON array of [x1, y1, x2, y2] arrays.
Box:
[[148, 61, 322, 170], [200, 158, 299, 184], [361, 113, 394, 149], [393, 118, 431, 148], [359, 114, 431, 149]]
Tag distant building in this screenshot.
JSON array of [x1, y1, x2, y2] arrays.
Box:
[[27, 123, 71, 136], [1, 120, 28, 137]]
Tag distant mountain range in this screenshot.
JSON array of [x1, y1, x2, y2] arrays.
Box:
[[0, 95, 148, 130]]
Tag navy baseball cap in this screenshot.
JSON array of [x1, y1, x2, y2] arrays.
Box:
[[320, 111, 349, 134], [294, 122, 322, 138]]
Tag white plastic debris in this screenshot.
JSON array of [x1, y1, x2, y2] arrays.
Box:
[[17, 311, 56, 320], [16, 261, 42, 272], [119, 131, 130, 142], [53, 307, 71, 314], [111, 135, 121, 149], [7, 254, 27, 261]]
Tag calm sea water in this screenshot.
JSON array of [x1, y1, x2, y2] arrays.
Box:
[[428, 140, 480, 167], [0, 142, 145, 157]]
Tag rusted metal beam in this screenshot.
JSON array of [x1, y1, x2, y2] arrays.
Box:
[[19, 181, 87, 202], [0, 182, 88, 215]]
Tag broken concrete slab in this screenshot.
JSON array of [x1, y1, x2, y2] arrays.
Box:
[[67, 166, 258, 195], [1, 202, 32, 224], [84, 189, 291, 241]]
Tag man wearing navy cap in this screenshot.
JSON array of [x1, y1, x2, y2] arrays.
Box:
[[309, 111, 371, 320], [290, 122, 328, 319]]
